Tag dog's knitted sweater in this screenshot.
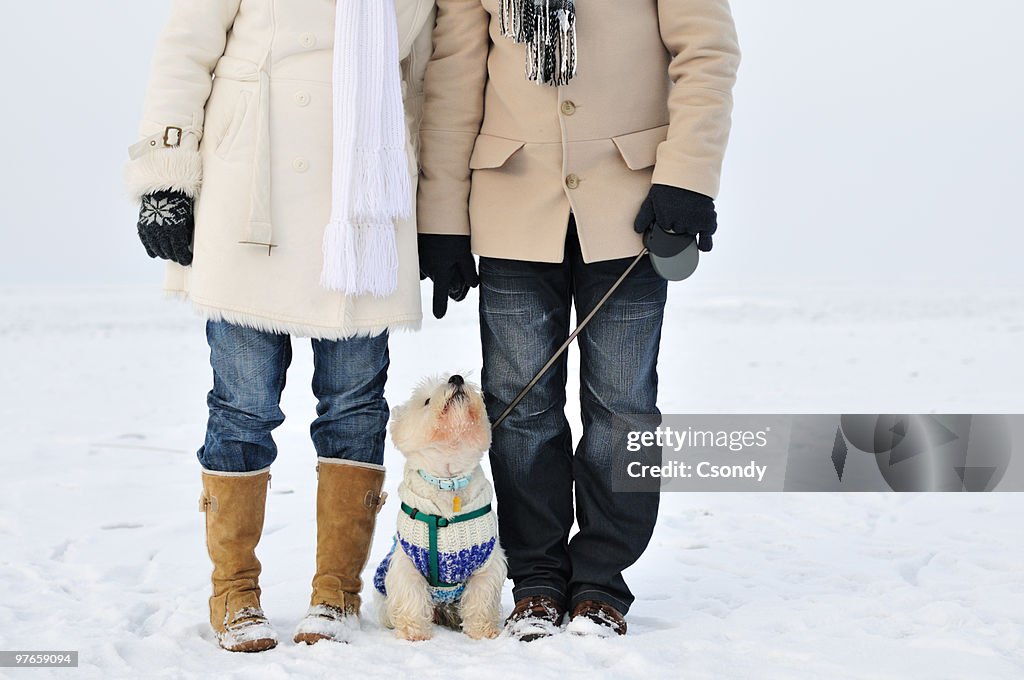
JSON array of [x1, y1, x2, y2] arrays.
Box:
[[374, 472, 497, 604]]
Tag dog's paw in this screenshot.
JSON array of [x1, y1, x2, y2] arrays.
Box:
[[396, 625, 433, 642], [463, 622, 501, 640]]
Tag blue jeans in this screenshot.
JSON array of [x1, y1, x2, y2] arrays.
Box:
[[480, 221, 667, 615], [198, 321, 390, 473]]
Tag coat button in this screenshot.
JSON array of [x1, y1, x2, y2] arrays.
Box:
[[299, 32, 317, 49], [561, 100, 577, 116], [565, 174, 581, 190], [293, 158, 310, 173], [295, 91, 311, 107]]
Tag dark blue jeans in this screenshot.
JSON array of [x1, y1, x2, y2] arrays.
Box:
[[198, 321, 390, 473], [480, 223, 667, 615]]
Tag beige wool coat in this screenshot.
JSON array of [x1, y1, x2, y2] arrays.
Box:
[[418, 0, 740, 264], [126, 0, 436, 339]]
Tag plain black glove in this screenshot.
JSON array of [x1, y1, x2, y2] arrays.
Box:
[[417, 234, 480, 319], [137, 190, 195, 266], [634, 184, 718, 253]]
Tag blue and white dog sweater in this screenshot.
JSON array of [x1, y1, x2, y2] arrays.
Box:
[[374, 469, 497, 605]]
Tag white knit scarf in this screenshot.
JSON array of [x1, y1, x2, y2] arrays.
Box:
[[321, 0, 411, 298]]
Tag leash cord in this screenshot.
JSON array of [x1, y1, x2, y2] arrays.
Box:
[[490, 248, 650, 431]]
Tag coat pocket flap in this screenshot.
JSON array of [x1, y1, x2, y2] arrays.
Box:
[[611, 125, 670, 171], [213, 56, 261, 82], [470, 135, 527, 170]]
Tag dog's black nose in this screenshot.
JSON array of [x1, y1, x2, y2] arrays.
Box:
[[448, 374, 465, 387]]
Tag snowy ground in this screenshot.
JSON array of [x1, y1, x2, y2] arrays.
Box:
[[1, 283, 1023, 680]]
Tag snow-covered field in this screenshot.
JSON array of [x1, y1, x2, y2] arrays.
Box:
[[1, 284, 1022, 679]]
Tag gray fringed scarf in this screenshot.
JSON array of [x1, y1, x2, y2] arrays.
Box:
[[499, 0, 577, 86]]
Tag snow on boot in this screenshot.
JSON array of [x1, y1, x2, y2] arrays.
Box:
[[504, 595, 566, 642], [294, 459, 386, 644], [566, 600, 627, 637], [200, 468, 278, 653]]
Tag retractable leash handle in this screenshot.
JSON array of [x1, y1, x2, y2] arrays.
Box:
[[490, 248, 652, 432]]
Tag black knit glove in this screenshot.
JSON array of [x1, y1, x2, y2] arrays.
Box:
[[418, 234, 479, 319], [137, 190, 195, 266], [634, 184, 718, 253]]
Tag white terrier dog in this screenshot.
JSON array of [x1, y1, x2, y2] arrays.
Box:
[[374, 374, 507, 641]]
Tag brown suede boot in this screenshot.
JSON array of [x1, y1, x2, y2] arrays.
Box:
[[505, 595, 567, 642], [199, 468, 278, 652], [294, 459, 386, 644]]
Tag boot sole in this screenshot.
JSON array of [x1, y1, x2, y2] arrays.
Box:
[[221, 637, 278, 653], [517, 632, 554, 643], [294, 632, 339, 645]]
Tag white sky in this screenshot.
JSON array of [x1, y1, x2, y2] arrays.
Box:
[[0, 0, 1021, 286]]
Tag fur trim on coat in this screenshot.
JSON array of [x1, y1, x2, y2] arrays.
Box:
[[125, 147, 203, 200]]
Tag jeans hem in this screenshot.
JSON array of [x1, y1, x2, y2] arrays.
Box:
[[200, 465, 271, 477], [570, 589, 631, 616], [512, 584, 569, 606], [316, 457, 386, 471]]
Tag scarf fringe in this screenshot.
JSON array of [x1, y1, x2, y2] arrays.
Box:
[[321, 218, 400, 297], [500, 0, 576, 86], [499, 0, 535, 43], [321, 0, 408, 298], [351, 148, 413, 221]]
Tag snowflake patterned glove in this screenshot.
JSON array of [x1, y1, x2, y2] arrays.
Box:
[[137, 190, 195, 266], [634, 184, 718, 253]]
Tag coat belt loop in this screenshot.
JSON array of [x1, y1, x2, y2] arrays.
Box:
[[240, 58, 275, 253]]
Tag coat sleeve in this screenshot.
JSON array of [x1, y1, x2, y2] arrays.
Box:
[[653, 0, 741, 199], [397, 0, 437, 60], [415, 0, 491, 236], [400, 3, 438, 163], [124, 0, 241, 201]]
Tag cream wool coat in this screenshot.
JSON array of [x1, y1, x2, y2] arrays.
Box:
[[127, 0, 436, 339], [418, 0, 740, 264]]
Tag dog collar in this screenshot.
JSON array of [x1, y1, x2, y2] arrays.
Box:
[[417, 469, 472, 491]]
